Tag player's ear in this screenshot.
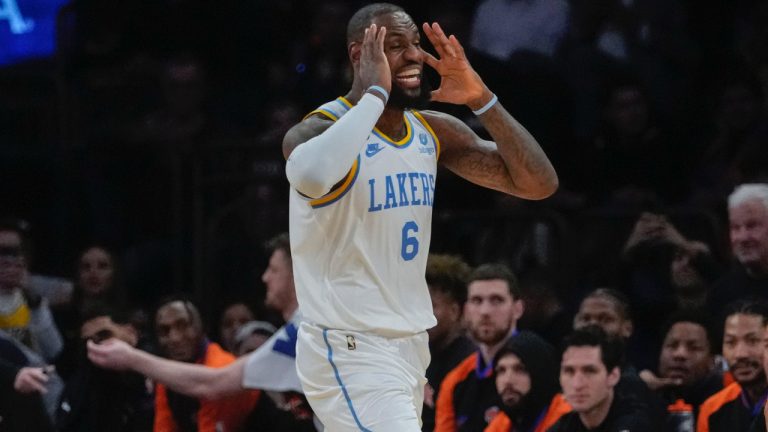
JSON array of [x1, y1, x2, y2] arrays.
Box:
[[349, 42, 362, 65]]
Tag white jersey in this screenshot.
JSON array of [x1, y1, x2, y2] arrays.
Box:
[[289, 97, 439, 336]]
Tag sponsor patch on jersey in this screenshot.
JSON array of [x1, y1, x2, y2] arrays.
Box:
[[419, 133, 428, 145], [365, 143, 384, 158]]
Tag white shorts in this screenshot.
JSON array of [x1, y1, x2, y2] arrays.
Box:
[[296, 322, 430, 432]]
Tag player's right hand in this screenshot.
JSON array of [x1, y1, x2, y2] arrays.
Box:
[[359, 23, 391, 96]]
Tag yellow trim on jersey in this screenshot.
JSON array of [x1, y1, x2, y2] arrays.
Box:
[[0, 302, 30, 328], [373, 113, 413, 147], [412, 111, 441, 159], [338, 97, 352, 108], [304, 108, 338, 121], [309, 156, 361, 208]]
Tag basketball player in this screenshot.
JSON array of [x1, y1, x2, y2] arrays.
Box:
[[283, 3, 558, 431]]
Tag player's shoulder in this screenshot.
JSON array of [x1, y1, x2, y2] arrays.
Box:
[[282, 114, 334, 159], [414, 109, 465, 129]]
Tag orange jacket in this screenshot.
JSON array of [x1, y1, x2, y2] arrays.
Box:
[[154, 342, 260, 432], [696, 382, 754, 432], [484, 393, 572, 432], [436, 351, 503, 432]]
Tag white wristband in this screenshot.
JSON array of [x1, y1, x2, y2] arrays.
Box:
[[367, 85, 389, 103], [472, 93, 498, 116]]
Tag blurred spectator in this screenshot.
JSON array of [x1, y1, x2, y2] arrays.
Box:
[[436, 264, 524, 432], [549, 326, 650, 431], [152, 298, 259, 432], [422, 254, 476, 431], [620, 212, 721, 367], [640, 311, 722, 411], [218, 301, 255, 353], [516, 268, 570, 347], [690, 75, 768, 205], [469, 0, 569, 61], [54, 244, 143, 379], [56, 301, 154, 432], [698, 300, 768, 432], [573, 288, 666, 427], [484, 331, 571, 432], [232, 320, 276, 357], [579, 78, 681, 207], [711, 184, 768, 309], [0, 219, 63, 362]]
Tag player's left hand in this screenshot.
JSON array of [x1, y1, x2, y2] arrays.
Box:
[[421, 22, 491, 109]]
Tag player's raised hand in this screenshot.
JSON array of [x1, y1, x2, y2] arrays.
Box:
[[359, 23, 391, 95], [421, 22, 490, 108]]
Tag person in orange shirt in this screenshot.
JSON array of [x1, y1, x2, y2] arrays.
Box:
[[152, 298, 259, 432], [698, 300, 768, 432], [485, 331, 570, 432]]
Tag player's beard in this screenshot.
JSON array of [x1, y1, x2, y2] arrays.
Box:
[[388, 78, 432, 110]]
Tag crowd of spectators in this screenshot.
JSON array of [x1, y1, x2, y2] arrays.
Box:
[[2, 0, 768, 431]]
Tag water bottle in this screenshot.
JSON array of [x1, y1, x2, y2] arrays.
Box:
[[667, 399, 694, 432]]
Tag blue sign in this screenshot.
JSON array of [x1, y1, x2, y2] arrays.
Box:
[[0, 0, 68, 66]]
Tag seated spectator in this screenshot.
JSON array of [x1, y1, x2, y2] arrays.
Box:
[[218, 301, 256, 353], [151, 297, 259, 432], [54, 244, 137, 378], [232, 320, 276, 356], [574, 288, 666, 426], [56, 302, 154, 432], [698, 300, 768, 432], [484, 331, 570, 432], [549, 326, 651, 431], [641, 311, 722, 411], [423, 254, 476, 431], [0, 219, 63, 363], [622, 212, 719, 313], [711, 184, 768, 309], [436, 264, 524, 432]]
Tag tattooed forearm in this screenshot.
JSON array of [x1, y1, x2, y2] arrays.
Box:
[[453, 146, 515, 192], [425, 105, 558, 199]]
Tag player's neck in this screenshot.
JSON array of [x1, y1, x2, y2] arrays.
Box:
[[376, 107, 407, 140]]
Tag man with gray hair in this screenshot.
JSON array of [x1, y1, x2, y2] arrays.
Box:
[[711, 183, 768, 307]]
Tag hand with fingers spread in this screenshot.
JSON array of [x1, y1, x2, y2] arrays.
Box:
[[421, 22, 490, 109], [13, 366, 50, 394], [359, 23, 391, 99]]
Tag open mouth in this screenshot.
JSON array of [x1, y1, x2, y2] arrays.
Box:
[[395, 67, 421, 88]]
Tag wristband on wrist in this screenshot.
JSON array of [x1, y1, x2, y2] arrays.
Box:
[[472, 93, 498, 116], [367, 85, 389, 103]]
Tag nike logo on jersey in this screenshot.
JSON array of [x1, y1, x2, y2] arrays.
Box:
[[365, 143, 384, 158]]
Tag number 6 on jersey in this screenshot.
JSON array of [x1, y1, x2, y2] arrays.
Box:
[[401, 221, 419, 261]]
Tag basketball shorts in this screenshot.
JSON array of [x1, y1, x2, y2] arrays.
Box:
[[296, 321, 430, 432]]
